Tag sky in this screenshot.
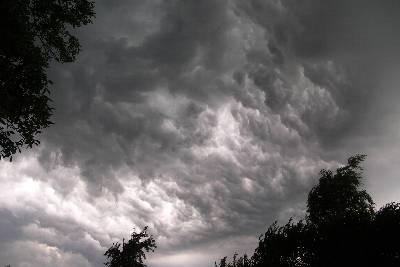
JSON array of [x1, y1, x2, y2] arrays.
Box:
[[2, 0, 400, 266]]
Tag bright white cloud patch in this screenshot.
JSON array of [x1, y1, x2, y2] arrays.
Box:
[[0, 155, 210, 266]]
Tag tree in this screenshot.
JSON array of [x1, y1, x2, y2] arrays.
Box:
[[304, 154, 375, 267], [104, 227, 157, 267], [251, 220, 311, 267], [0, 0, 95, 160], [215, 253, 252, 267], [371, 202, 400, 267], [215, 155, 400, 267], [307, 154, 374, 226]]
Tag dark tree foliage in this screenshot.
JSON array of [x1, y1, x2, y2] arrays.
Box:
[[251, 220, 312, 267], [215, 155, 400, 267], [0, 0, 95, 160], [372, 202, 400, 266], [307, 154, 374, 226], [215, 253, 251, 267], [104, 227, 156, 267]]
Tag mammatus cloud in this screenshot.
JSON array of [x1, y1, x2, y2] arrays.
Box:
[[2, 0, 400, 266]]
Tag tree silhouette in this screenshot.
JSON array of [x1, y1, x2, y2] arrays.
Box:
[[307, 154, 374, 226], [215, 155, 400, 267], [215, 253, 251, 267], [251, 220, 311, 267], [304, 154, 374, 267], [104, 227, 156, 267], [0, 0, 95, 160], [372, 202, 400, 267]]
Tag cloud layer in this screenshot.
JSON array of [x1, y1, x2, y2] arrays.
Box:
[[2, 1, 400, 266]]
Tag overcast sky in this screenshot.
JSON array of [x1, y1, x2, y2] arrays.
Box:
[[2, 0, 400, 266]]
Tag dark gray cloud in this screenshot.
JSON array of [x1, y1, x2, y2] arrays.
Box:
[[237, 0, 400, 147], [2, 0, 400, 266]]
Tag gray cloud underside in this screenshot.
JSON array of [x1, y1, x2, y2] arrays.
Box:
[[2, 1, 400, 266]]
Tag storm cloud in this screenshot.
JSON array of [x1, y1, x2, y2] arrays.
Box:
[[2, 1, 400, 266]]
